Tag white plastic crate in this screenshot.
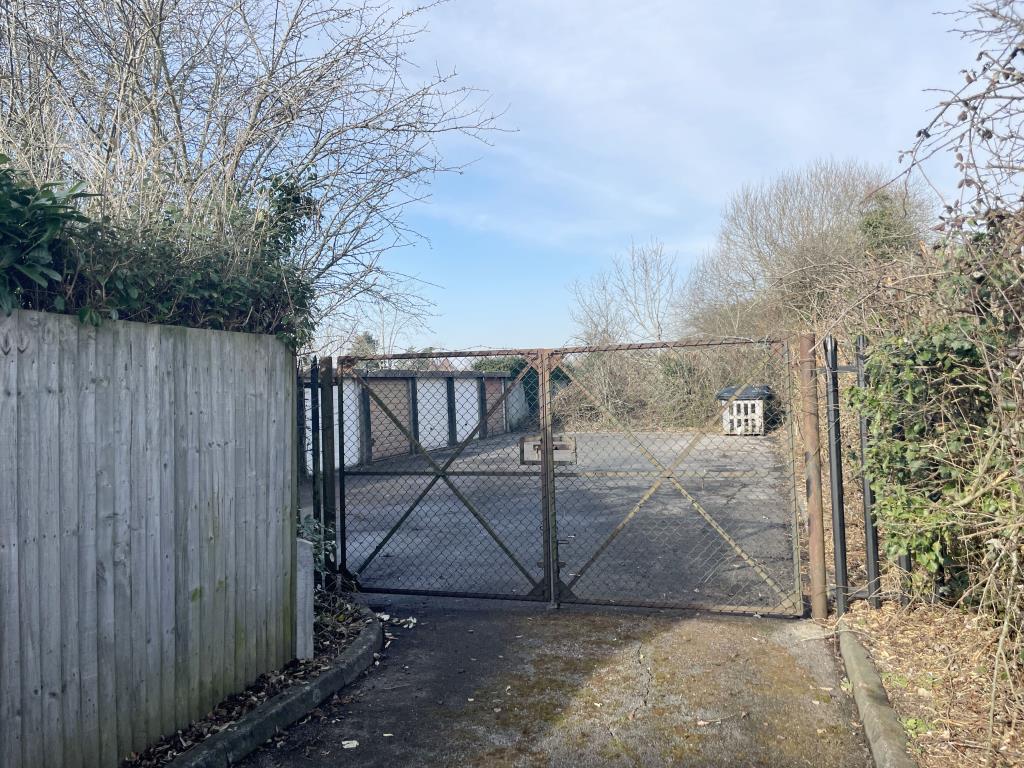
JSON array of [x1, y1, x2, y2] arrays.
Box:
[[717, 385, 773, 436], [722, 398, 765, 435]]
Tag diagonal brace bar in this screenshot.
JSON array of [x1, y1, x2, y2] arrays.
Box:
[[349, 362, 541, 585], [560, 354, 789, 600]]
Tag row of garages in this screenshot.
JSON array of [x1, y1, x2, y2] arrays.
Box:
[[301, 370, 530, 469]]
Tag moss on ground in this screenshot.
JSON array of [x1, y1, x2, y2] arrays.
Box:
[[436, 612, 868, 767]]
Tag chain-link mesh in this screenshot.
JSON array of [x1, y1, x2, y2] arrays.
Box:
[[550, 341, 801, 614], [341, 353, 547, 599], [335, 342, 803, 614]]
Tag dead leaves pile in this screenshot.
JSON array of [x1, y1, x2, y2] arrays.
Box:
[[122, 596, 374, 768], [375, 612, 417, 654], [846, 601, 1024, 768]]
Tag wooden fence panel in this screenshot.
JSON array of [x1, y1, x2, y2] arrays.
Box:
[[0, 311, 23, 768], [0, 309, 296, 768]]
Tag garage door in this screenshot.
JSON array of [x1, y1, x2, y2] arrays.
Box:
[[453, 379, 479, 442], [484, 378, 506, 436], [368, 379, 411, 459], [416, 378, 449, 450]]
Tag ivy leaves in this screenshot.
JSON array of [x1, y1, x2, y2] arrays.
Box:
[[850, 246, 1020, 587]]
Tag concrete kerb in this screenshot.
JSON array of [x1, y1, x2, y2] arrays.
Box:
[[167, 604, 383, 768], [837, 619, 916, 768]]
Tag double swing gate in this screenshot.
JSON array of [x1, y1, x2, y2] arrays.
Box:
[[305, 339, 804, 616]]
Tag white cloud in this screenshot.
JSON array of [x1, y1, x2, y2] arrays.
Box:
[[400, 0, 971, 265]]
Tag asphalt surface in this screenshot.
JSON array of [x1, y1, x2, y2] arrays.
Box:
[[321, 430, 800, 613], [239, 596, 872, 768]]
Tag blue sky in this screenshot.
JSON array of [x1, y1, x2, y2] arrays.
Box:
[[383, 1, 973, 350]]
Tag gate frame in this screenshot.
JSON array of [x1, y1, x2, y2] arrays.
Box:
[[318, 338, 824, 616]]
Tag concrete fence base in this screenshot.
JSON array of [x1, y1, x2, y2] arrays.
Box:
[[295, 539, 314, 660]]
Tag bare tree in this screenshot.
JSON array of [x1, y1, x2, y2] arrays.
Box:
[[368, 283, 430, 365], [903, 0, 1024, 222], [0, 0, 496, 335], [678, 159, 933, 338], [571, 240, 680, 344], [896, 4, 1024, 743]]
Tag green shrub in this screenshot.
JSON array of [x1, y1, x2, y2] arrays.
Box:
[[0, 155, 88, 313], [851, 228, 1023, 605], [1, 160, 315, 348]]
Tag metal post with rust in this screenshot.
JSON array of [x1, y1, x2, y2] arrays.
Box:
[[823, 336, 849, 616], [336, 360, 349, 581], [800, 334, 828, 619], [537, 350, 560, 608]]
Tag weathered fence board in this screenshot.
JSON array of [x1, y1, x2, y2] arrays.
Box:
[[1, 310, 22, 768], [17, 312, 43, 768], [77, 323, 100, 768], [57, 317, 81, 768], [0, 309, 296, 768]]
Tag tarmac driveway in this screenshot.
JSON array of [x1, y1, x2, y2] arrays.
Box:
[[240, 595, 871, 767]]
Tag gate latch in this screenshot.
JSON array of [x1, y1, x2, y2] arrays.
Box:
[[518, 434, 578, 465]]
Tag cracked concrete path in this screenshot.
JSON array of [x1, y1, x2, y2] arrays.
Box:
[[240, 596, 872, 768]]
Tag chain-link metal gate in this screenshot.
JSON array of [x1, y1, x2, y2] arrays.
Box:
[[337, 340, 803, 615]]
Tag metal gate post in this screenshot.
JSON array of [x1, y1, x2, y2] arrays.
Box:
[[309, 357, 322, 589], [538, 350, 560, 607], [310, 357, 322, 522], [799, 334, 828, 619], [337, 361, 349, 580], [823, 337, 849, 616], [296, 364, 307, 477], [855, 336, 881, 608], [898, 553, 913, 606], [320, 356, 338, 591]]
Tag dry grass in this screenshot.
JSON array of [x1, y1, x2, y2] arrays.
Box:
[[845, 601, 1024, 768]]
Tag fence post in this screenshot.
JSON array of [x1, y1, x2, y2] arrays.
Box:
[[337, 363, 348, 580], [408, 376, 420, 453], [477, 377, 489, 439], [823, 336, 849, 616], [296, 364, 307, 478], [898, 553, 913, 606], [310, 357, 322, 537], [359, 379, 372, 465], [855, 336, 881, 608], [295, 538, 314, 660], [800, 334, 828, 619], [320, 357, 337, 591], [538, 350, 559, 608], [446, 377, 457, 446]]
